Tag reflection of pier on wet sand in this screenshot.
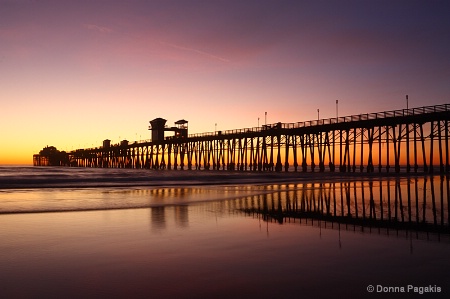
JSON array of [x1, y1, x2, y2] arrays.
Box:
[[237, 176, 450, 241]]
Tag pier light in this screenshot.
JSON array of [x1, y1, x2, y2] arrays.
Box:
[[336, 100, 339, 119]]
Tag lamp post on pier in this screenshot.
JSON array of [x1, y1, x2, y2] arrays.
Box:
[[336, 100, 339, 119], [406, 94, 409, 111]]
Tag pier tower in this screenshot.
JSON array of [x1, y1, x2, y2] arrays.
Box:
[[149, 118, 167, 142], [174, 119, 188, 138], [149, 118, 189, 141]]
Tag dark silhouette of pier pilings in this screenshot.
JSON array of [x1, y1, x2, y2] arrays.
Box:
[[40, 104, 450, 174]]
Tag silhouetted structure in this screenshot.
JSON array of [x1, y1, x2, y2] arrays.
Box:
[[33, 146, 69, 166], [103, 139, 111, 148], [34, 104, 450, 173], [148, 118, 189, 141], [149, 118, 167, 142]]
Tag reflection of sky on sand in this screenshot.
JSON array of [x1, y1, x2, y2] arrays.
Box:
[[0, 176, 449, 297], [1, 176, 448, 230], [0, 185, 265, 213], [0, 186, 242, 213], [1, 201, 449, 298]]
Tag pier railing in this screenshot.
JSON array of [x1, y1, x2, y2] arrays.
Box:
[[188, 103, 450, 138]]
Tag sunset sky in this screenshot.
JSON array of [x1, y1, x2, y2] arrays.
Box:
[[1, 0, 449, 164]]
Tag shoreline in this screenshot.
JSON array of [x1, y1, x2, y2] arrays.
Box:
[[0, 168, 447, 190]]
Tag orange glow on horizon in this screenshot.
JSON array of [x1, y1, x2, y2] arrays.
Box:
[[1, 1, 449, 165]]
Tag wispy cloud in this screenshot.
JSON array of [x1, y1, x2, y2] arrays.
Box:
[[159, 41, 230, 63], [83, 23, 113, 34]]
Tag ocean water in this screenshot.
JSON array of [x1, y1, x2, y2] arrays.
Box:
[[0, 166, 449, 298]]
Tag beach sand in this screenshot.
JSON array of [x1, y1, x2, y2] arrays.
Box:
[[0, 168, 449, 298]]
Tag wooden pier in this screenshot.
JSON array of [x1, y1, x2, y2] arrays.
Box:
[[34, 104, 450, 173]]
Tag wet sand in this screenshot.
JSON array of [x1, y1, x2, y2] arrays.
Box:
[[1, 204, 449, 298], [0, 168, 449, 298]]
